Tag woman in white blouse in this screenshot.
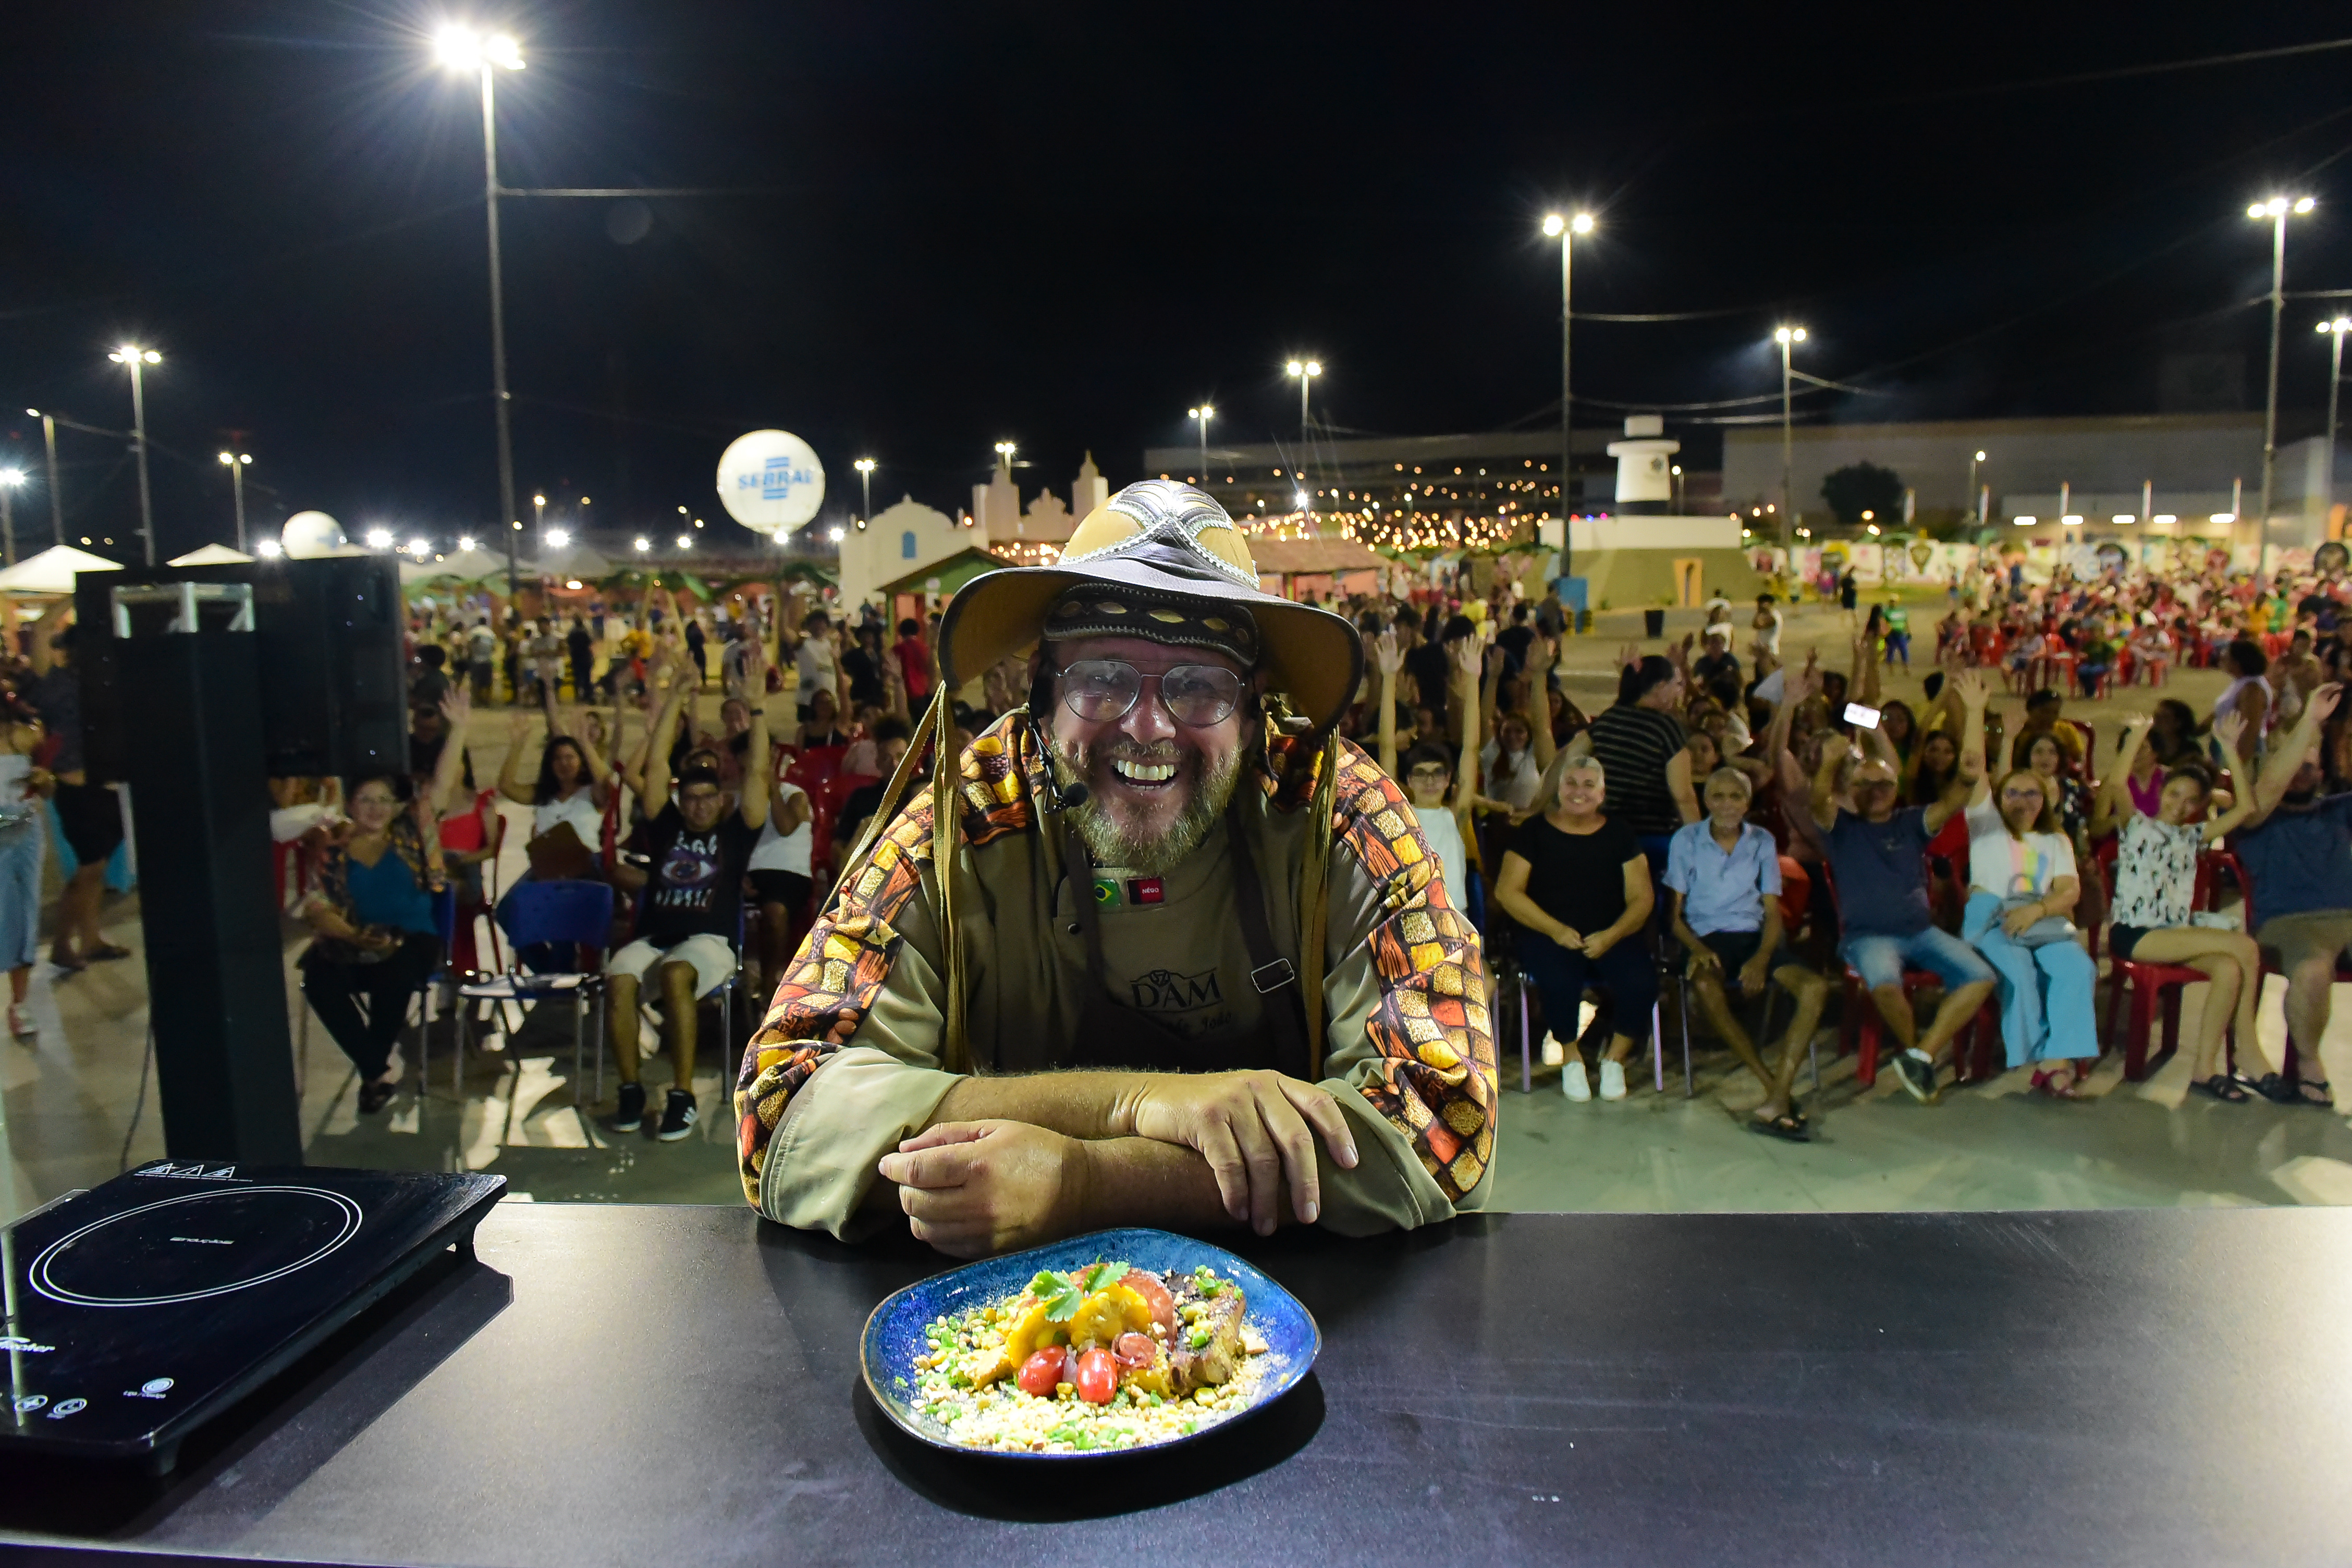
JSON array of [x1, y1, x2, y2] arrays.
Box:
[[2091, 708, 2275, 1101], [1960, 703, 2099, 1096]]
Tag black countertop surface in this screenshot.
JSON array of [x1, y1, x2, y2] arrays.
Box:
[[2, 1202, 2349, 1566]]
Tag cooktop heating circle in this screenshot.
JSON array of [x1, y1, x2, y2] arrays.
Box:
[[29, 1186, 364, 1308]]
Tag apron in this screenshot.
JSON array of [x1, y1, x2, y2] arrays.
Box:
[[1058, 805, 1310, 1079]]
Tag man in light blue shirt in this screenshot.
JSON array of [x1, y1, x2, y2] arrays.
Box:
[[1663, 767, 1829, 1140]]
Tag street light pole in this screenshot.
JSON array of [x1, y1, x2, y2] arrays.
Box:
[[854, 457, 876, 522], [1542, 212, 1594, 573], [33, 411, 60, 547], [438, 28, 528, 597], [2322, 318, 2350, 537], [1774, 326, 1806, 557], [108, 345, 160, 566], [2252, 194, 2314, 569], [217, 451, 251, 552], [1967, 449, 1985, 529], [1186, 406, 1214, 482], [1283, 360, 1321, 493], [0, 469, 22, 566]]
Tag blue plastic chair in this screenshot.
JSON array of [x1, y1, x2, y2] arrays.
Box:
[[446, 879, 616, 1104]]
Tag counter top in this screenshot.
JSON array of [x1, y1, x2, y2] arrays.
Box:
[[4, 1202, 2350, 1566]]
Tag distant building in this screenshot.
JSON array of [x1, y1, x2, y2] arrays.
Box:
[[1721, 413, 2344, 547]]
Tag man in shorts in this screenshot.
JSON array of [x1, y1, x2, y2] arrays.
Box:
[[2231, 682, 2350, 1106], [1663, 766, 1827, 1138], [1800, 670, 1997, 1101], [605, 649, 771, 1140]]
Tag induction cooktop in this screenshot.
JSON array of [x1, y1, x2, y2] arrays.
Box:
[[0, 1161, 504, 1468]]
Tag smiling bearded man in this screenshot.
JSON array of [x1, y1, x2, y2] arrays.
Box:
[[734, 480, 1496, 1259]]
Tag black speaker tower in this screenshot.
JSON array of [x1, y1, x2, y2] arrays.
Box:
[[74, 557, 407, 1164]]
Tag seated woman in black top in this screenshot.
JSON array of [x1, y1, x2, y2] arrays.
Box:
[[1492, 755, 1657, 1104]]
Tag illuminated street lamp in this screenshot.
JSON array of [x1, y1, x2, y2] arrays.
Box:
[[1541, 210, 1594, 573], [545, 528, 570, 549], [0, 468, 23, 566], [1968, 449, 1988, 528], [365, 528, 395, 550], [217, 450, 252, 553], [632, 536, 651, 553], [107, 345, 161, 565], [854, 456, 876, 523], [1774, 326, 1807, 553], [1283, 360, 1321, 492], [435, 23, 527, 594], [2320, 317, 2351, 531], [1186, 405, 1215, 481], [2250, 194, 2317, 561]]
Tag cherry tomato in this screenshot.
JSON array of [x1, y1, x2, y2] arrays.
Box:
[[1111, 1331, 1157, 1369], [1120, 1270, 1178, 1336], [1073, 1346, 1118, 1405], [1015, 1346, 1065, 1397]]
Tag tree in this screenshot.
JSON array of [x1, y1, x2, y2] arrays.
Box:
[[1820, 462, 1905, 526]]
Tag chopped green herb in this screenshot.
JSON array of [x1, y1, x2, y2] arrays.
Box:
[[1030, 1269, 1084, 1321], [1187, 1326, 1211, 1350]]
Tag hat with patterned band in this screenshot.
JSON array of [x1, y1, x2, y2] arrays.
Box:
[[937, 479, 1363, 736]]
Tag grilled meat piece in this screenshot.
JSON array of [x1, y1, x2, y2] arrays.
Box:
[[1165, 1273, 1247, 1395]]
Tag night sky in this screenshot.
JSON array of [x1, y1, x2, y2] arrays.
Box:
[[5, 3, 2351, 560]]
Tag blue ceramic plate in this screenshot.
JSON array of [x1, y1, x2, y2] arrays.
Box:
[[861, 1228, 1319, 1458]]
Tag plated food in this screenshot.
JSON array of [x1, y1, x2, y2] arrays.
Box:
[[861, 1228, 1318, 1459]]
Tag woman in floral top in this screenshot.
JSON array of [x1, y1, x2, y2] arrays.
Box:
[[298, 773, 449, 1113], [2092, 709, 2273, 1102]]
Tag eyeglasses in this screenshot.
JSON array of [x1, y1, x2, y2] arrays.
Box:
[[1055, 659, 1243, 728], [1407, 764, 1450, 782]]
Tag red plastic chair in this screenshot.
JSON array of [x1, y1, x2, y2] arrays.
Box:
[[2092, 837, 2224, 1081], [808, 770, 881, 885]]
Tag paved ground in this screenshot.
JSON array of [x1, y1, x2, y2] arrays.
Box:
[[8, 599, 2334, 1227]]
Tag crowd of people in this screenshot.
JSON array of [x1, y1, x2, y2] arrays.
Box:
[[252, 542, 2352, 1147], [1300, 555, 2352, 1140]]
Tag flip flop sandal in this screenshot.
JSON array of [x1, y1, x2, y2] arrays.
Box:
[[2190, 1075, 2249, 1103], [1747, 1112, 1810, 1143], [2296, 1079, 2336, 1109], [2030, 1067, 2083, 1100], [2237, 1072, 2300, 1105], [85, 945, 133, 963]]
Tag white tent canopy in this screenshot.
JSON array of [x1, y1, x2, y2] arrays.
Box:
[[167, 543, 254, 566], [0, 544, 124, 595], [533, 542, 616, 581]]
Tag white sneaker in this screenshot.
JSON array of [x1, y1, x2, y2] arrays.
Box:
[[1562, 1060, 1591, 1101], [1598, 1059, 1628, 1100], [1539, 1031, 1566, 1067]]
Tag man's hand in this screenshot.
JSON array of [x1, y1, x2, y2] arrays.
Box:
[[877, 1121, 1088, 1259], [1552, 924, 1586, 953], [1373, 629, 1402, 679], [1735, 950, 1770, 999], [1121, 1070, 1357, 1234], [2310, 681, 2344, 730], [1581, 926, 1622, 959]]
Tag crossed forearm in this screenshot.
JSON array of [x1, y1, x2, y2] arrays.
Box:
[[928, 1070, 1147, 1141]]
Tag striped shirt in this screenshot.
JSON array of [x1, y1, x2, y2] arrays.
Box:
[[1585, 704, 1688, 838]]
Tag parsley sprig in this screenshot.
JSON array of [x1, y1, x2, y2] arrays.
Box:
[[1028, 1259, 1132, 1321]]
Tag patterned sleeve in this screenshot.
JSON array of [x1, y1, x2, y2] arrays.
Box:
[[731, 786, 940, 1204], [1322, 745, 1498, 1205]]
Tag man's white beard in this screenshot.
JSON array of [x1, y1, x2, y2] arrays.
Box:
[[1055, 737, 1243, 875]]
